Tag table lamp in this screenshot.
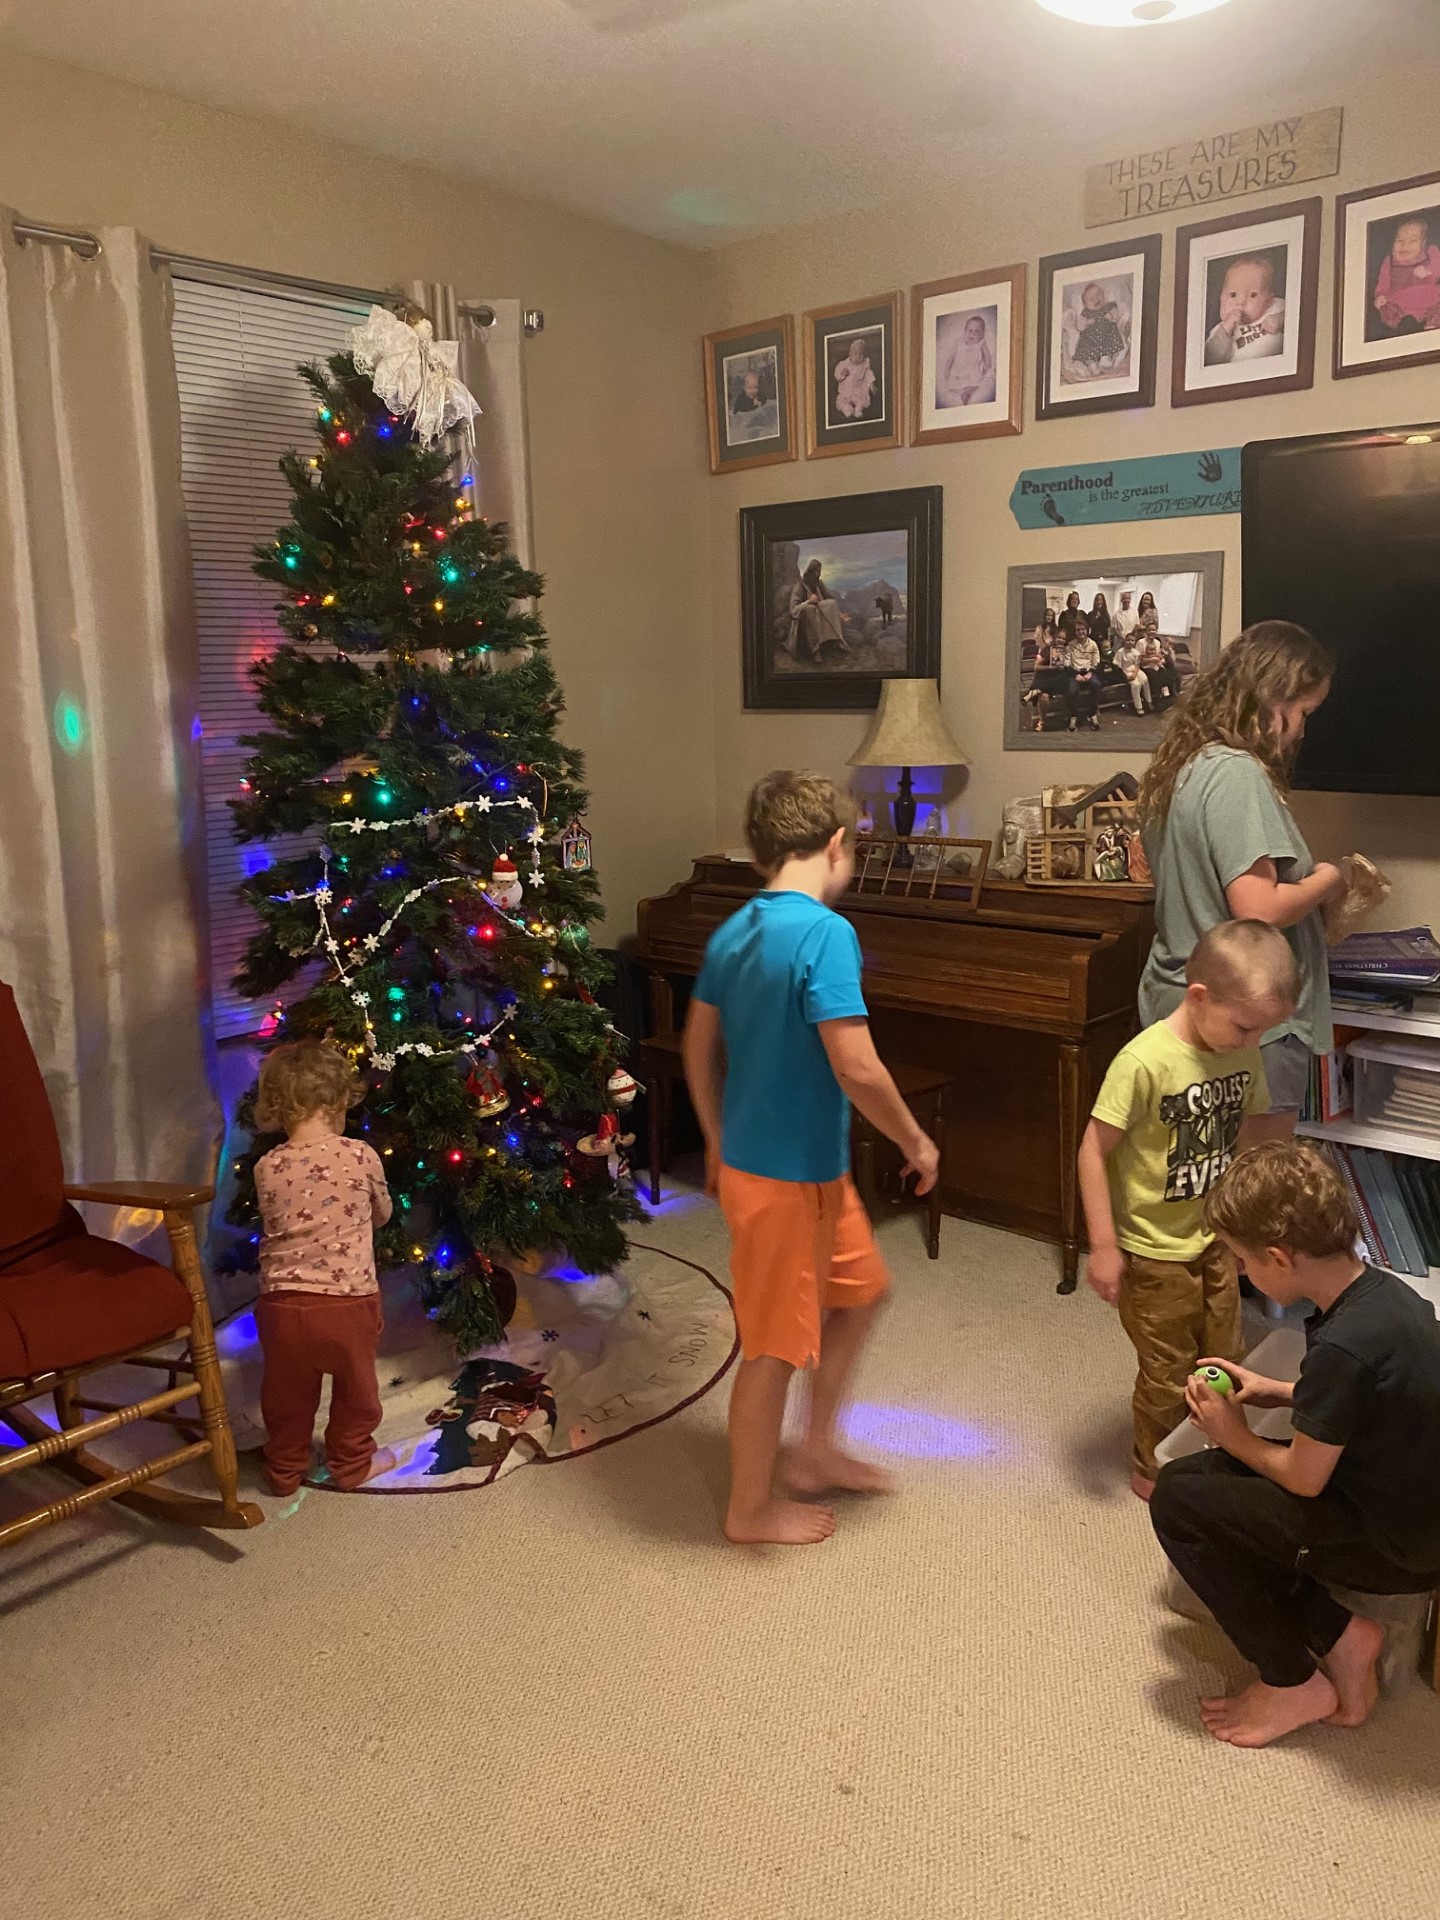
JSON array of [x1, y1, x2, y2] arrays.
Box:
[[848, 678, 969, 842]]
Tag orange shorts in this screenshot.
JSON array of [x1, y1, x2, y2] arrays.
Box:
[[717, 1165, 890, 1370]]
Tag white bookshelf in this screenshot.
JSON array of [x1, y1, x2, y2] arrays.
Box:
[[1331, 1003, 1440, 1042], [1297, 1113, 1440, 1165], [1302, 998, 1440, 1306]]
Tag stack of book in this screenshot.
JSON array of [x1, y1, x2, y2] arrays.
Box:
[[1299, 1029, 1358, 1126], [1320, 1142, 1440, 1279], [1329, 926, 1440, 1015]]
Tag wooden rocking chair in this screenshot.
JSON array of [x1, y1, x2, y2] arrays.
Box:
[[0, 983, 262, 1547]]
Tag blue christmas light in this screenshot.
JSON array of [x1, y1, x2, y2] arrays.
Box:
[[494, 776, 509, 793], [376, 422, 392, 438], [506, 1131, 522, 1151], [461, 473, 474, 487], [435, 1245, 453, 1267]]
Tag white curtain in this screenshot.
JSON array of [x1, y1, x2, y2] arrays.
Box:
[[0, 219, 218, 1205], [410, 283, 534, 568]]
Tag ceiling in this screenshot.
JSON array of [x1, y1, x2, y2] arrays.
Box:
[[2, 0, 1436, 246]]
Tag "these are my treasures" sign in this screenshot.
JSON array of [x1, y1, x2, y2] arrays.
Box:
[[1085, 106, 1343, 228]]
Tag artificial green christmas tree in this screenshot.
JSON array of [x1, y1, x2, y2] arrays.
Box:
[[225, 309, 641, 1352]]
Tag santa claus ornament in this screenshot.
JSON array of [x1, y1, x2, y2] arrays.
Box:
[[466, 1058, 510, 1117], [578, 1110, 635, 1180], [485, 853, 524, 911]]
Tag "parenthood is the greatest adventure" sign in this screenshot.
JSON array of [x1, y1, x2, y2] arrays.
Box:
[[1009, 449, 1241, 531], [1085, 107, 1343, 228]]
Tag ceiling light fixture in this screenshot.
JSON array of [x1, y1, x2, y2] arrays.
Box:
[[1035, 0, 1234, 26]]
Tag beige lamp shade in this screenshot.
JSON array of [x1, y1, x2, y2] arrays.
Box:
[[848, 678, 968, 769]]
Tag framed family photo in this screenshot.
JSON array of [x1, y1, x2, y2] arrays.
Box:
[[702, 314, 797, 475], [740, 487, 942, 711], [802, 293, 903, 458], [1003, 549, 1224, 752], [1172, 199, 1321, 406], [1335, 170, 1440, 379], [910, 264, 1025, 445], [1036, 234, 1161, 420]]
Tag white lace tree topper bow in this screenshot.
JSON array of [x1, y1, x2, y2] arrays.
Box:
[[349, 305, 481, 450]]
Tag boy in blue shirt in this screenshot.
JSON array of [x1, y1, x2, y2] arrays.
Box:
[[683, 772, 939, 1545]]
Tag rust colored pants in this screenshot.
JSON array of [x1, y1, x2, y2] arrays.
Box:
[[1117, 1241, 1241, 1479], [256, 1290, 383, 1494]]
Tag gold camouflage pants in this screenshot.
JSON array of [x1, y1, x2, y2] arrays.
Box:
[[1117, 1240, 1242, 1479]]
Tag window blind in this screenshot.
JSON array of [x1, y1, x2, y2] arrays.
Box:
[[171, 278, 371, 1040]]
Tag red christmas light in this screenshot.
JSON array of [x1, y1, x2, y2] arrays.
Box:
[[336, 430, 351, 445], [447, 1149, 464, 1165]]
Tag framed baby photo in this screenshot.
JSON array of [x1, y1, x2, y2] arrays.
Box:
[[1172, 199, 1321, 407], [910, 264, 1025, 446], [702, 314, 797, 475], [1335, 170, 1440, 379], [1035, 234, 1161, 421], [740, 486, 942, 711], [802, 292, 903, 459]]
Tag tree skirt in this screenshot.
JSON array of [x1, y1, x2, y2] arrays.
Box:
[[216, 1242, 737, 1494]]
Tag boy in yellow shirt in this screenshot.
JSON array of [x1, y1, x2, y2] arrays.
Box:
[[1078, 920, 1299, 1497]]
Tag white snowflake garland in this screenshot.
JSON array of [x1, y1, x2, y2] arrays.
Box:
[[268, 791, 569, 1073]]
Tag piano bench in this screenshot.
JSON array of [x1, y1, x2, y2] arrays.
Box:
[[851, 1062, 952, 1261]]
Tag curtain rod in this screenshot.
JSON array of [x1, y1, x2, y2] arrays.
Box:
[[10, 216, 520, 331]]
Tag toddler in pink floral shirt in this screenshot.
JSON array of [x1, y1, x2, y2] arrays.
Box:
[[252, 1040, 396, 1494]]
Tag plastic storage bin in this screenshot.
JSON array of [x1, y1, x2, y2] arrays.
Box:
[[1349, 1032, 1440, 1142]]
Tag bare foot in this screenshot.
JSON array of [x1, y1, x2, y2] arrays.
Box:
[[1199, 1671, 1339, 1747], [1130, 1470, 1155, 1502], [724, 1498, 836, 1545], [360, 1446, 398, 1484], [1320, 1614, 1385, 1727], [783, 1446, 897, 1498]]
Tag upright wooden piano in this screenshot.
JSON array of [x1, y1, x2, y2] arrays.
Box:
[[632, 856, 1154, 1291]]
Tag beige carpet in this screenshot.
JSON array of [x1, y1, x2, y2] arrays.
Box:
[[3, 1185, 1439, 1920]]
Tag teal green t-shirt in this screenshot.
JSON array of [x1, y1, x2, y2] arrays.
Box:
[[1138, 746, 1332, 1055], [694, 890, 867, 1183]]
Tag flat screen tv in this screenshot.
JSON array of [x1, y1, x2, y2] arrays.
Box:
[[1242, 423, 1440, 796]]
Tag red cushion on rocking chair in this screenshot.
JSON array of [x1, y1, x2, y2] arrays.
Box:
[[0, 983, 193, 1380], [0, 1232, 193, 1380]]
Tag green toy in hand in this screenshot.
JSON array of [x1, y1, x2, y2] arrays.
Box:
[[1192, 1364, 1235, 1397]]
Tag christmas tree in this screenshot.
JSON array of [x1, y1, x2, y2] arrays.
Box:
[[225, 309, 642, 1352]]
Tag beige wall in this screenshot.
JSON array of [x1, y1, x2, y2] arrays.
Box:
[[705, 69, 1440, 929], [0, 48, 717, 935], [5, 49, 1439, 944]]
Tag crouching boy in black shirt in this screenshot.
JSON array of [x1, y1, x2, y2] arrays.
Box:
[[1150, 1139, 1440, 1748]]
